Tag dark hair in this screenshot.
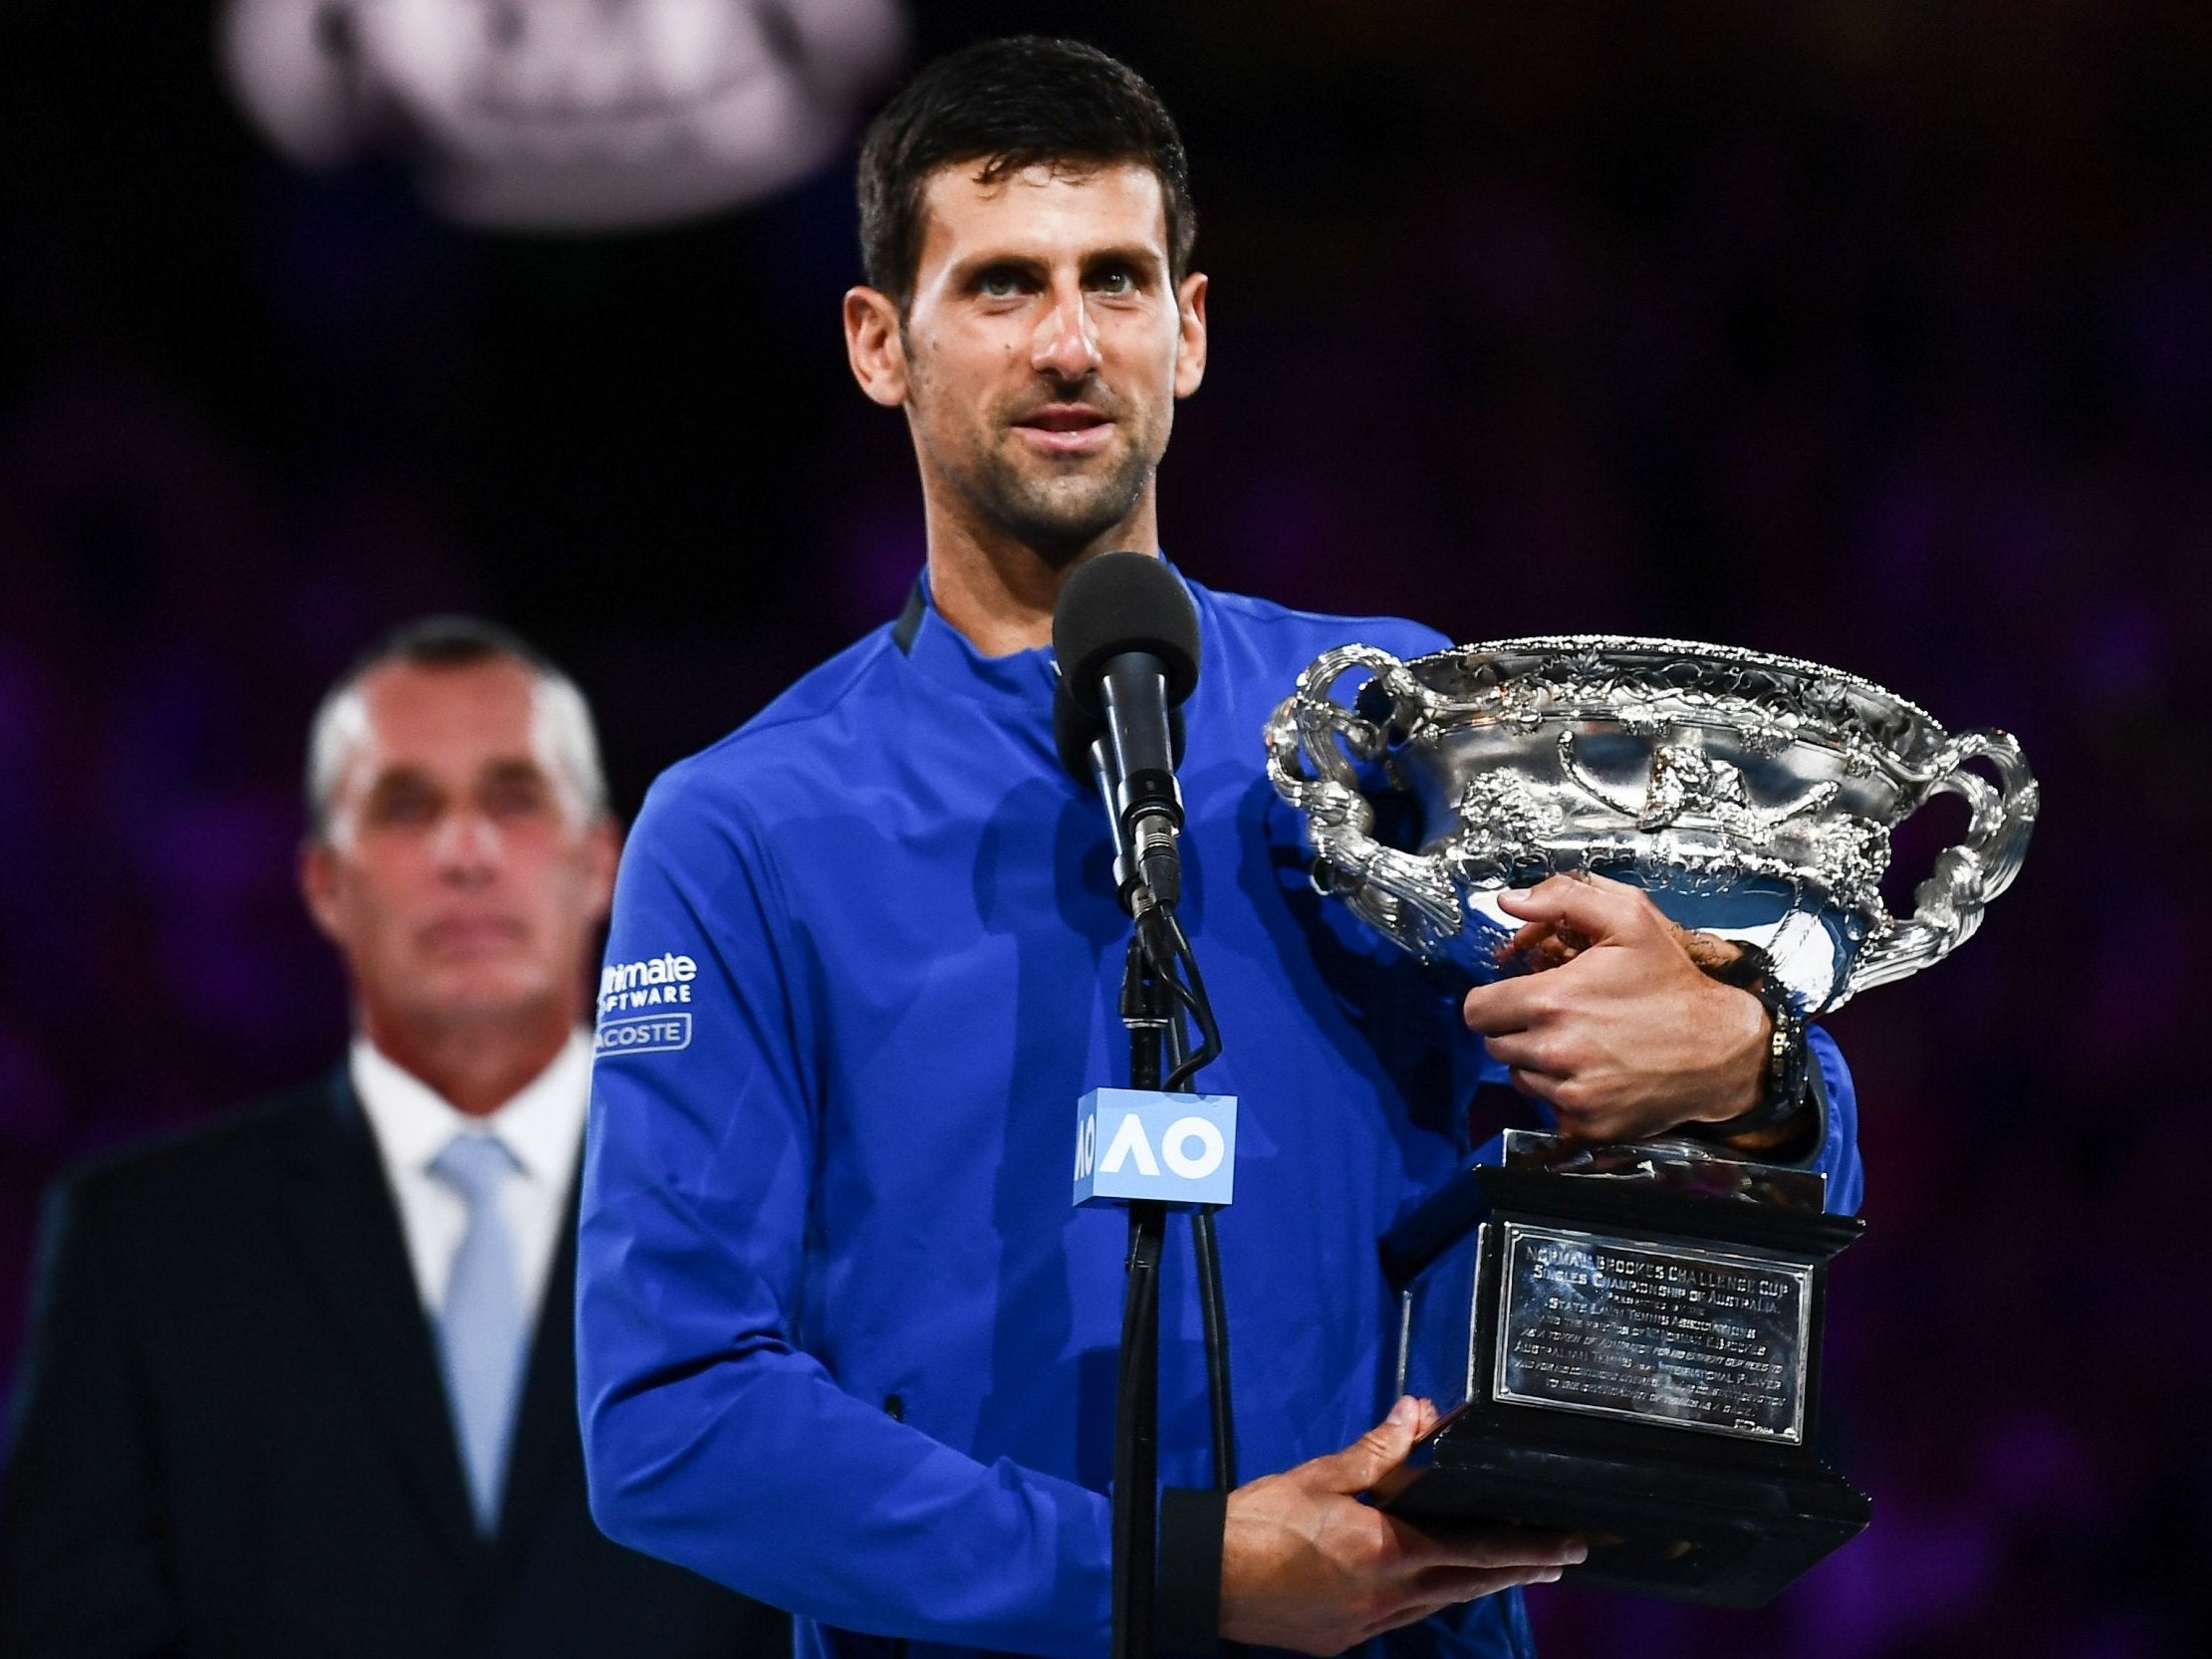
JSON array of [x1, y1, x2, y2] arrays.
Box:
[[856, 36, 1197, 310], [305, 614, 608, 838]]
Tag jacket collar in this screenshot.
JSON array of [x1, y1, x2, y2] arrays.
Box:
[[268, 1069, 585, 1557], [891, 560, 1202, 714], [269, 1071, 482, 1556]]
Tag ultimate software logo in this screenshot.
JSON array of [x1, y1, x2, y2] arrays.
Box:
[[599, 952, 697, 1015]]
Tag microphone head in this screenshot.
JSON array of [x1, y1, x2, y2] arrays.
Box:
[[1051, 552, 1201, 716], [1053, 671, 1187, 784]]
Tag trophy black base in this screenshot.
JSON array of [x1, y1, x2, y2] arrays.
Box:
[[1376, 1417, 1868, 1607], [1376, 1133, 1869, 1607]]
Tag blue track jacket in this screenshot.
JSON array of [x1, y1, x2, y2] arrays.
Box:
[[577, 574, 1864, 1659]]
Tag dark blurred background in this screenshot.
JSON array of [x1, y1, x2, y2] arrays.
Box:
[[3, 2, 2207, 1655]]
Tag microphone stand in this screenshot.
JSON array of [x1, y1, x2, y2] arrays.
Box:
[[1110, 927, 1171, 1659], [1073, 704, 1232, 1659]]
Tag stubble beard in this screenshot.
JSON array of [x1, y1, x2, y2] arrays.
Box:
[[917, 382, 1163, 568], [962, 439, 1155, 568]]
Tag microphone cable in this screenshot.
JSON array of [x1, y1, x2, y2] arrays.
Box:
[[1135, 905, 1236, 1493]]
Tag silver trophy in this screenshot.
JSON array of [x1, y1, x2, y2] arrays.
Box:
[[1267, 636, 2037, 1606], [1267, 635, 2036, 1011]]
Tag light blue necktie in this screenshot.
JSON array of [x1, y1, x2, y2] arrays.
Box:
[[430, 1132, 527, 1534]]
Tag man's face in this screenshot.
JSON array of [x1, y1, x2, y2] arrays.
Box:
[[300, 658, 616, 1037], [867, 159, 1208, 560]]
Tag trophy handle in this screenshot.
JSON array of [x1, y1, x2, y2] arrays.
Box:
[[1265, 645, 1464, 952], [1842, 727, 2039, 1001]]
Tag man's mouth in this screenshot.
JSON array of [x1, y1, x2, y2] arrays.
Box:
[[420, 915, 529, 956], [1013, 403, 1115, 455]]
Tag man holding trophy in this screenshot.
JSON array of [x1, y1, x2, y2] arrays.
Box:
[[579, 35, 2028, 1659]]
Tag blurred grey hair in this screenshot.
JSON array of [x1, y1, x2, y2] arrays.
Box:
[[305, 614, 610, 843]]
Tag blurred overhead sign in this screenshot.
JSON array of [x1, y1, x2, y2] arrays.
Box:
[[220, 0, 906, 232]]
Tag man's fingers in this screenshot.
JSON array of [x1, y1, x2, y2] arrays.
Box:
[[1311, 1395, 1426, 1494], [1459, 975, 1543, 1037], [1411, 1396, 1440, 1438], [1477, 1031, 1560, 1076], [1495, 872, 1653, 942], [1478, 1035, 1576, 1110], [1382, 1510, 1588, 1574], [1507, 920, 1553, 952], [1506, 1066, 1563, 1107], [1497, 920, 1583, 973], [1409, 1527, 1587, 1574]]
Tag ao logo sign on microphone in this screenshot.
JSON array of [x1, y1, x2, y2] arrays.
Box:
[[1072, 1088, 1237, 1209]]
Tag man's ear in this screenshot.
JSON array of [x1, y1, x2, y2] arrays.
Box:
[[582, 818, 621, 928], [1172, 271, 1208, 399], [845, 286, 910, 407], [299, 837, 345, 945]]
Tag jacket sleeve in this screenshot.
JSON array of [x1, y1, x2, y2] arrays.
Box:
[[576, 770, 1116, 1659], [0, 1179, 181, 1659], [1803, 1026, 1863, 1216]]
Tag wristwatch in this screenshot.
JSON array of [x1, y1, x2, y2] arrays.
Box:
[[1694, 941, 1814, 1137]]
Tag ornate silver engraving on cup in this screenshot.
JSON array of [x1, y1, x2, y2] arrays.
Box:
[[1265, 636, 2038, 1011], [1494, 1225, 1813, 1443]]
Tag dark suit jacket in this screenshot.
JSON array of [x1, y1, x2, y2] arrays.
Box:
[[0, 1073, 789, 1659]]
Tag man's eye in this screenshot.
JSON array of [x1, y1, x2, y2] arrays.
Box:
[[1093, 268, 1133, 295], [483, 777, 553, 819], [369, 790, 439, 827], [978, 269, 1023, 298]]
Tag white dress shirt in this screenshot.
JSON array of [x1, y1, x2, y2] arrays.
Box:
[[350, 1030, 591, 1326]]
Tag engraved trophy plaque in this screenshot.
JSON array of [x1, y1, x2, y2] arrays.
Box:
[[1267, 636, 2037, 1605]]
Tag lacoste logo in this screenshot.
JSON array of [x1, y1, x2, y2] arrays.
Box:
[[596, 1013, 692, 1057]]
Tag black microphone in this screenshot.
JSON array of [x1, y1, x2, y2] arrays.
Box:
[[1052, 553, 1201, 911], [1055, 676, 1186, 914]]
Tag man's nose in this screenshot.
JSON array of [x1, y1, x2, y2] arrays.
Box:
[[1030, 285, 1102, 381], [430, 811, 502, 879]]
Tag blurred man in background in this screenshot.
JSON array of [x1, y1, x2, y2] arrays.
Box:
[[0, 616, 785, 1659]]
